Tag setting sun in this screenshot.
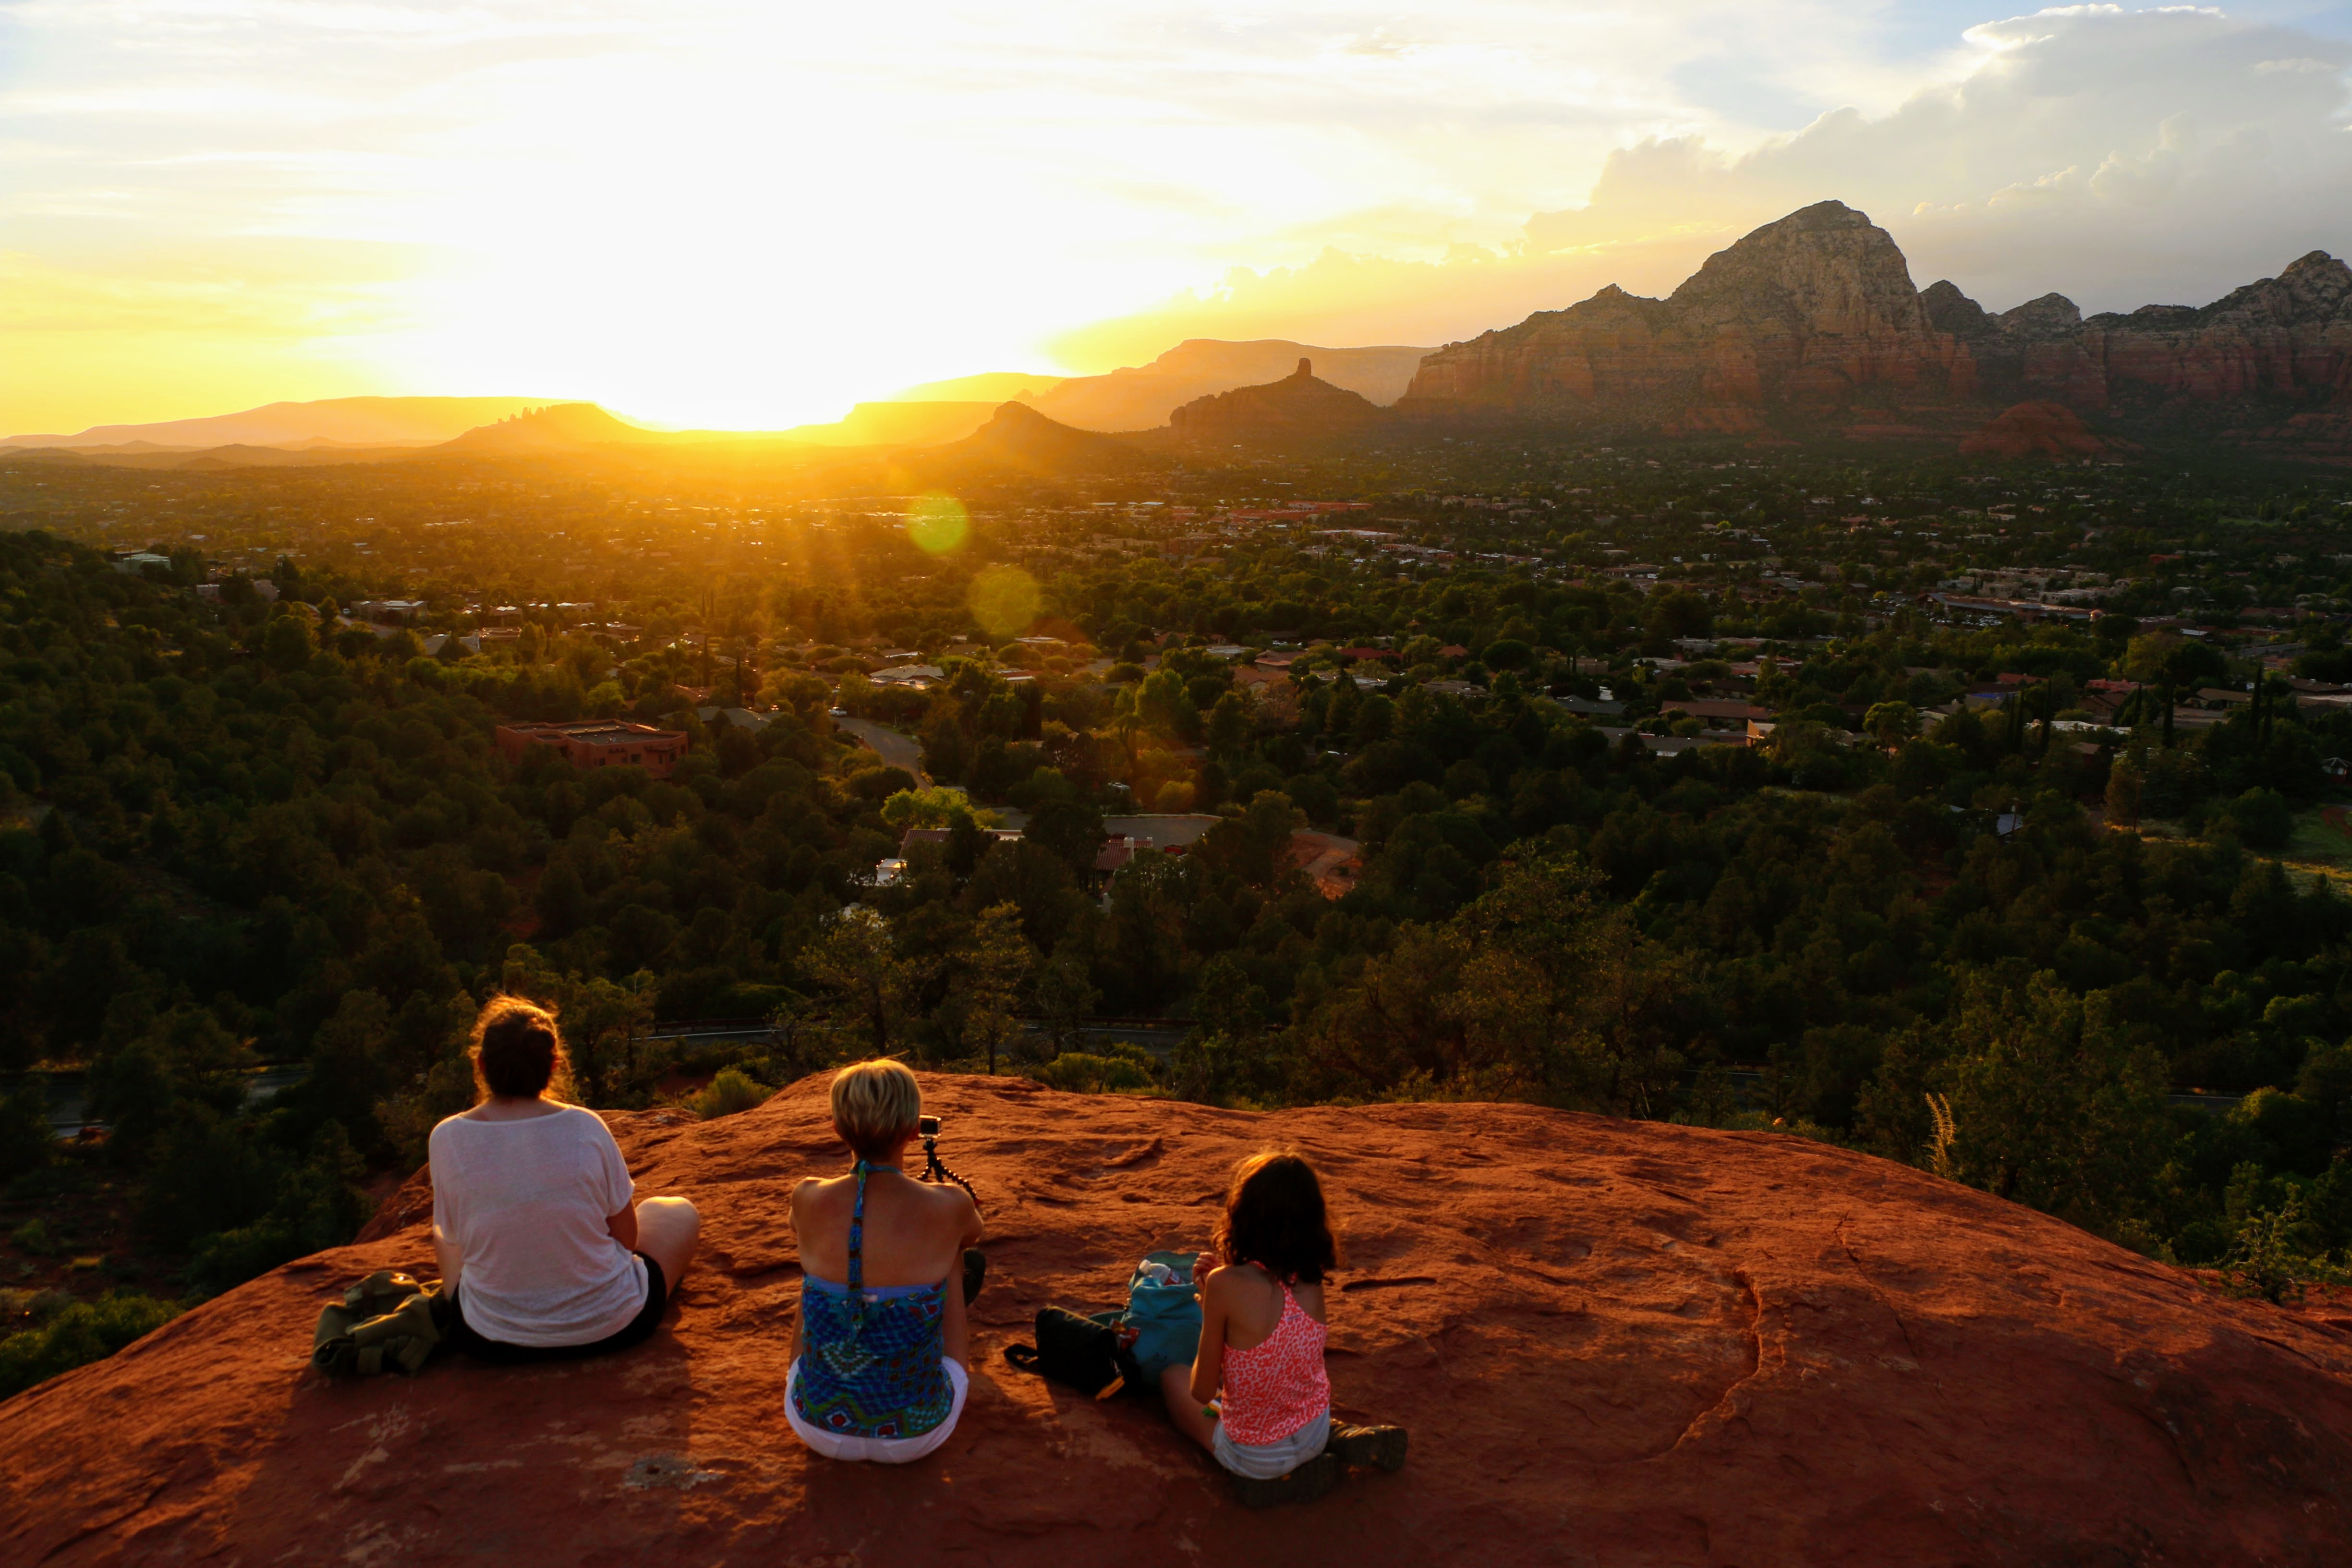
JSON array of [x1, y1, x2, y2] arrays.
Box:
[[9, 3, 2352, 435]]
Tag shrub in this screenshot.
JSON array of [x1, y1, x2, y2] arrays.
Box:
[[0, 1291, 184, 1400], [2221, 1195, 2343, 1305], [692, 1068, 774, 1120], [1031, 1045, 1160, 1094], [2224, 787, 2293, 850], [176, 1123, 372, 1296]]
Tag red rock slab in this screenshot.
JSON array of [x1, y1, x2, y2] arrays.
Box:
[[5, 1073, 2351, 1566]]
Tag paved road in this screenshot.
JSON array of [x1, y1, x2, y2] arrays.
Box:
[[833, 717, 927, 785], [1718, 1067, 2242, 1115], [34, 1062, 306, 1139]]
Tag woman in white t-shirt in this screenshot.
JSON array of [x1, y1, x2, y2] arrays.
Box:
[[430, 997, 700, 1362]]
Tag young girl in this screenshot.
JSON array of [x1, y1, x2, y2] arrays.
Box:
[[1161, 1150, 1408, 1507]]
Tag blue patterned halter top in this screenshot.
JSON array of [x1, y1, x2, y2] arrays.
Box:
[[791, 1160, 953, 1439]]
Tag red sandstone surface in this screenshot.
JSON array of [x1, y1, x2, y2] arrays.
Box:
[[1958, 400, 2110, 460], [6, 1074, 2351, 1566]]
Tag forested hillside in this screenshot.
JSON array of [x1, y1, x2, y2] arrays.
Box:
[[6, 451, 2352, 1391]]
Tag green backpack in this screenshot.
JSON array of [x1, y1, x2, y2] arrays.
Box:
[[312, 1270, 455, 1377]]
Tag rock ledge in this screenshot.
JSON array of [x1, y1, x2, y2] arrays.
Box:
[[5, 1074, 2350, 1566]]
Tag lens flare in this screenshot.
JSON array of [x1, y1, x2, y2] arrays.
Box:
[[906, 493, 970, 555], [968, 564, 1041, 641]]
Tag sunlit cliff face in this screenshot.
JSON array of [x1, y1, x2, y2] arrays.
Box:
[[4, 2, 2350, 436]]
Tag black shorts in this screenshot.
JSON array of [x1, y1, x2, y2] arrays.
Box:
[[447, 1253, 667, 1365]]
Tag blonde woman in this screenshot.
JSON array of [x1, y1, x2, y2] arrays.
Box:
[[786, 1059, 982, 1462], [430, 997, 700, 1362]]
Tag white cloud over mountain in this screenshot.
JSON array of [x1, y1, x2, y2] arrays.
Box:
[[1062, 6, 2352, 365]]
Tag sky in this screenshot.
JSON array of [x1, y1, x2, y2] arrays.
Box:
[[3, 2, 2352, 435]]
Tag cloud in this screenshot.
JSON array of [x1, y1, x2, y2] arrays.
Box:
[[1061, 6, 2352, 366]]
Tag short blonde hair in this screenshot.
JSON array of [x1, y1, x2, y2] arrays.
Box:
[[831, 1059, 921, 1162]]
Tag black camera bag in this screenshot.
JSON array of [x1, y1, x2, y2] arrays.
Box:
[[1003, 1306, 1141, 1398]]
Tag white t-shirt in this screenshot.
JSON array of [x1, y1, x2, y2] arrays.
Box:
[[429, 1105, 648, 1347]]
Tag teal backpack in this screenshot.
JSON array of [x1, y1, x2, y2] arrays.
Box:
[[1120, 1250, 1204, 1379]]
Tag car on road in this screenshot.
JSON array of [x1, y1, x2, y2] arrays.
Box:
[[828, 706, 847, 717]]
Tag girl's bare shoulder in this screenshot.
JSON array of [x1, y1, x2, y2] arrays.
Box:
[[1207, 1261, 1269, 1299]]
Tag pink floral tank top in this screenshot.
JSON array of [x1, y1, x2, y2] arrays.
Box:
[[1219, 1276, 1329, 1446]]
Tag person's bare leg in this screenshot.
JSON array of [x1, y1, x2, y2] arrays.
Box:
[[633, 1196, 701, 1288], [1160, 1363, 1217, 1452]]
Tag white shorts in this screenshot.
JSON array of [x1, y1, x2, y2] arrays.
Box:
[[784, 1358, 969, 1464], [1214, 1409, 1331, 1479]]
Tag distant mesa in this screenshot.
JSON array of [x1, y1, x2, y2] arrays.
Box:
[[435, 402, 665, 453], [1026, 339, 1433, 432], [1959, 401, 2111, 461], [0, 396, 559, 452], [934, 401, 1143, 474], [1168, 357, 1393, 446]]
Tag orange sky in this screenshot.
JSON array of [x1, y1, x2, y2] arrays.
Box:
[[4, 3, 2349, 436]]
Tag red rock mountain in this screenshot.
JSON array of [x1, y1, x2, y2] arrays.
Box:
[[1958, 400, 2110, 460], [1168, 358, 1394, 446], [5, 1074, 2350, 1565], [1926, 253, 2352, 431], [1401, 201, 2352, 454], [1398, 202, 1975, 434]]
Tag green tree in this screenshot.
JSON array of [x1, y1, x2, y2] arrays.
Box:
[[1927, 974, 2172, 1228], [2104, 754, 2141, 827], [1207, 690, 1251, 760], [945, 902, 1032, 1074], [259, 613, 315, 672], [801, 906, 915, 1058], [1194, 952, 1267, 1040], [1297, 851, 1686, 1112], [1031, 945, 1100, 1058], [1863, 700, 1920, 747], [563, 976, 655, 1106], [880, 786, 992, 832], [1135, 669, 1200, 742], [2222, 787, 2293, 850]]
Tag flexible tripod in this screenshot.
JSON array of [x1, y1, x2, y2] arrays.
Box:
[[916, 1123, 985, 1303], [918, 1124, 977, 1203]]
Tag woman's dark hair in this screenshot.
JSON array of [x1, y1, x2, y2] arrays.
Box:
[[1212, 1150, 1338, 1284], [471, 996, 566, 1101]]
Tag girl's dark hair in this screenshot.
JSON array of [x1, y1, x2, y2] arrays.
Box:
[[471, 996, 567, 1101], [1212, 1150, 1338, 1285]]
